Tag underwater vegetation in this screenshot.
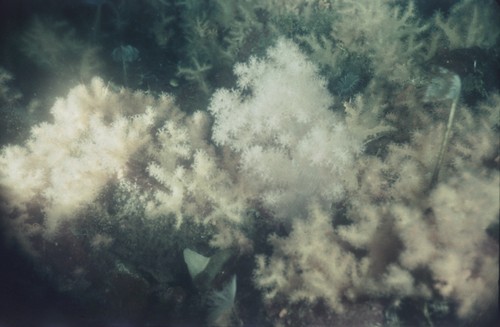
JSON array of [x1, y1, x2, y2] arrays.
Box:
[[0, 0, 499, 326]]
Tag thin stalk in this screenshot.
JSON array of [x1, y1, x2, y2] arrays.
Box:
[[122, 58, 128, 87], [92, 4, 102, 42], [430, 97, 459, 188]]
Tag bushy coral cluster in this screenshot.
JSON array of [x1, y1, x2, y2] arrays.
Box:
[[0, 77, 251, 249], [0, 78, 160, 235], [0, 0, 498, 325], [209, 39, 364, 219]]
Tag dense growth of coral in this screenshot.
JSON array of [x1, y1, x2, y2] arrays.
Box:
[[0, 0, 498, 326]]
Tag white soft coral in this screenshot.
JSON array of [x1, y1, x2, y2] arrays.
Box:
[[209, 38, 363, 219]]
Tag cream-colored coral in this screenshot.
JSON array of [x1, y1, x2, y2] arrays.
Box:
[[254, 203, 371, 313], [21, 17, 103, 82], [330, 0, 428, 83], [253, 83, 499, 318], [432, 0, 500, 50], [209, 38, 363, 220], [143, 109, 248, 232], [0, 78, 171, 235]]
